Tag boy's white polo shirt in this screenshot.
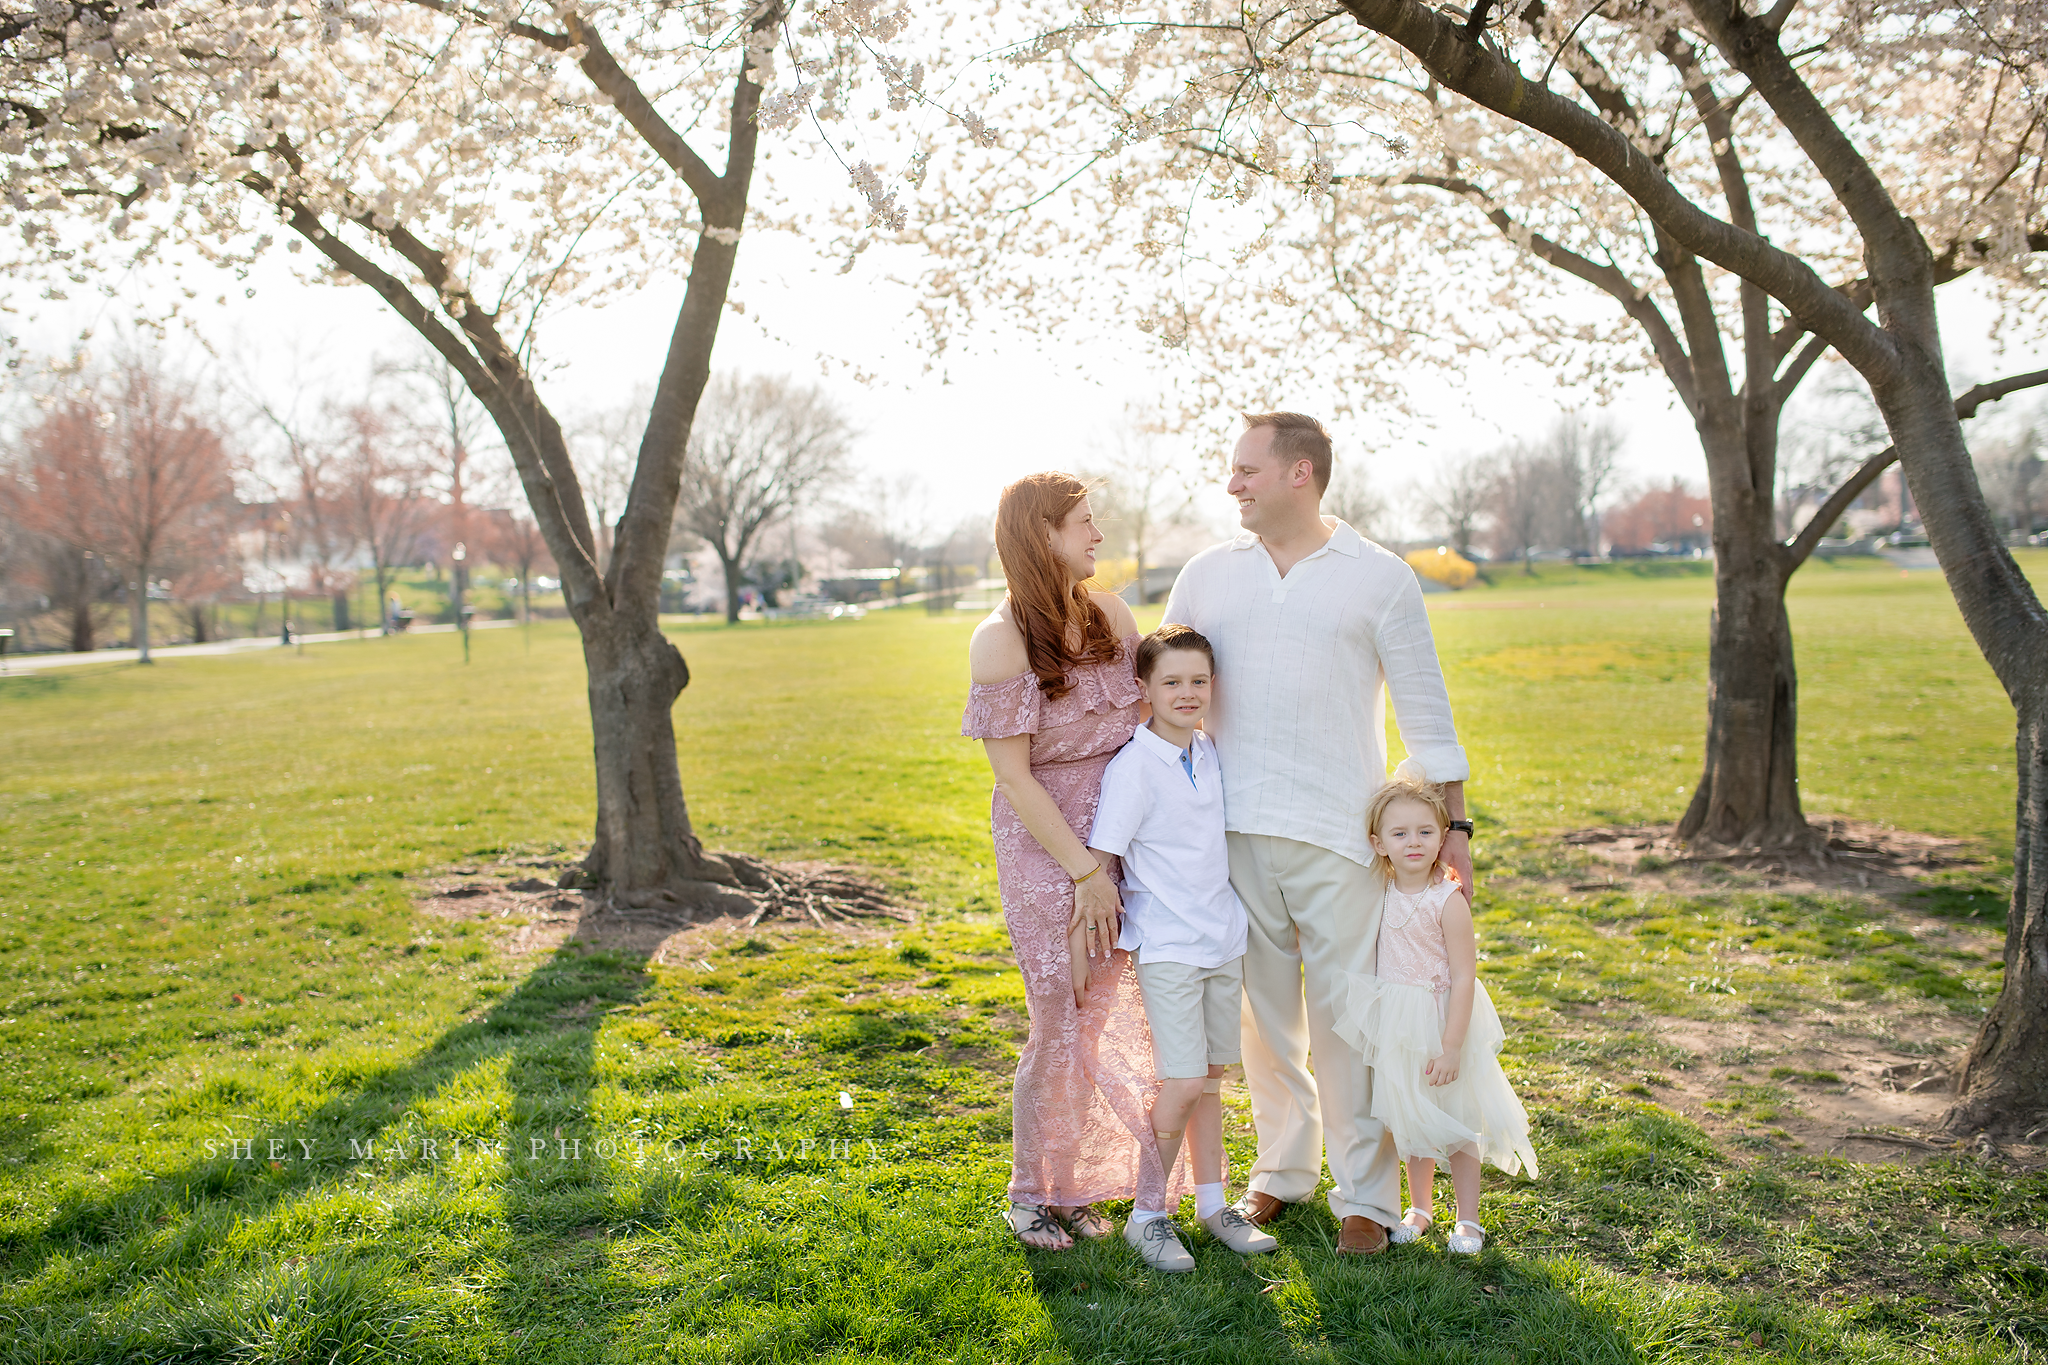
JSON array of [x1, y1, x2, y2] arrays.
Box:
[[1087, 725, 1249, 970]]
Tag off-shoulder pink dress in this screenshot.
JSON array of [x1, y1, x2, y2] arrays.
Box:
[[962, 634, 1180, 1211]]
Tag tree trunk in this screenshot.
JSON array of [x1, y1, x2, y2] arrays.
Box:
[[69, 592, 93, 653], [133, 564, 152, 663], [188, 603, 211, 643], [719, 549, 744, 624], [1949, 685, 2048, 1135], [1869, 353, 2048, 1137], [1678, 432, 1810, 848], [333, 590, 351, 633], [573, 613, 753, 912]]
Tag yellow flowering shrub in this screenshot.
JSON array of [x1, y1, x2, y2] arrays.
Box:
[[1405, 546, 1479, 589]]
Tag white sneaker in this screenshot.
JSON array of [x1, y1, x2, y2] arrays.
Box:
[[1201, 1205, 1277, 1255], [1390, 1206, 1433, 1245], [1124, 1214, 1196, 1271], [1448, 1219, 1486, 1255]]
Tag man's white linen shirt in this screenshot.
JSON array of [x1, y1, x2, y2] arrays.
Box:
[[1087, 726, 1249, 970], [1161, 519, 1469, 869]]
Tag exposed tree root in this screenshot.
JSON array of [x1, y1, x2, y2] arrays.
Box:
[[589, 852, 913, 928]]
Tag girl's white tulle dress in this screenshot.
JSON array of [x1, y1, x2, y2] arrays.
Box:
[[1334, 874, 1540, 1177]]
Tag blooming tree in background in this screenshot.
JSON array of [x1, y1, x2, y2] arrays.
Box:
[[11, 364, 238, 662], [0, 0, 956, 909]]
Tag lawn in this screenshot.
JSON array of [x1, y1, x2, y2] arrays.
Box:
[[0, 554, 2041, 1363]]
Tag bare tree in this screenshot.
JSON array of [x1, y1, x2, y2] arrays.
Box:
[[1420, 451, 1495, 561], [1975, 431, 2043, 540], [1081, 411, 1202, 603], [334, 406, 428, 634], [382, 348, 501, 573], [1324, 463, 1392, 544], [1488, 444, 1557, 575], [249, 398, 361, 633], [1545, 413, 1625, 555], [571, 391, 651, 575], [676, 376, 854, 625], [491, 509, 554, 625]]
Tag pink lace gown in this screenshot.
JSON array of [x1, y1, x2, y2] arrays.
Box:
[[962, 634, 1180, 1210]]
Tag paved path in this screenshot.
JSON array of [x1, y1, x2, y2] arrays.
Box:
[[2, 618, 521, 674]]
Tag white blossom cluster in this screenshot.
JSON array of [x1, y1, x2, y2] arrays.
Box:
[[874, 0, 2048, 420], [0, 0, 957, 332]]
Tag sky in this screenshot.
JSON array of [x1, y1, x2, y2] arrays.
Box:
[[15, 187, 2048, 543]]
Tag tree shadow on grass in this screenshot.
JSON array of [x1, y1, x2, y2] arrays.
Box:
[[2, 909, 673, 1362], [1028, 1207, 1644, 1365]]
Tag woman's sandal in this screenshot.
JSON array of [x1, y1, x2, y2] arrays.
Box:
[[1054, 1203, 1115, 1240], [1389, 1206, 1434, 1245], [1447, 1219, 1486, 1255], [1004, 1204, 1074, 1251]]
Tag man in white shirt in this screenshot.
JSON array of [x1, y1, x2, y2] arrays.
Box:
[[1161, 411, 1473, 1255]]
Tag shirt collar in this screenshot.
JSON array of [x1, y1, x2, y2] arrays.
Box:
[[1230, 517, 1363, 558], [1130, 723, 1199, 769]]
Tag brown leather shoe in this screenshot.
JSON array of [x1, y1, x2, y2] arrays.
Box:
[[1237, 1190, 1291, 1227], [1337, 1215, 1389, 1255]]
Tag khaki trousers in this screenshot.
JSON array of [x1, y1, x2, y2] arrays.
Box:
[[1227, 832, 1400, 1224]]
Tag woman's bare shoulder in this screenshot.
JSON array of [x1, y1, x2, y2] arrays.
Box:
[[1090, 589, 1140, 638], [969, 605, 1031, 685]]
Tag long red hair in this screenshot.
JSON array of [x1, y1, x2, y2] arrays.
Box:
[[995, 472, 1122, 700]]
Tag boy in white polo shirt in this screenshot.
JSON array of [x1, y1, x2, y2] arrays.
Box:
[[1087, 623, 1277, 1271]]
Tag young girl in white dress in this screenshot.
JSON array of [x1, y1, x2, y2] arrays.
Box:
[[1335, 766, 1538, 1255]]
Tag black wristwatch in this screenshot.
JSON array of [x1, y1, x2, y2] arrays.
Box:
[[1446, 819, 1475, 837]]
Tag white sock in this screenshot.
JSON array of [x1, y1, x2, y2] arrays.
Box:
[[1195, 1182, 1227, 1219], [1129, 1206, 1169, 1225]]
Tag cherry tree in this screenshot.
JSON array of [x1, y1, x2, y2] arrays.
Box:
[[0, 0, 945, 908], [901, 3, 2048, 863], [910, 0, 2048, 1130]]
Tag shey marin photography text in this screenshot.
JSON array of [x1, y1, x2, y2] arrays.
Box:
[[198, 1131, 892, 1166]]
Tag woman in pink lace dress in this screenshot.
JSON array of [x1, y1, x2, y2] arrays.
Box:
[[964, 472, 1177, 1251]]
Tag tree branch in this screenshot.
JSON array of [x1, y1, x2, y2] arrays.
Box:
[[560, 11, 725, 209], [1333, 0, 1901, 384], [400, 0, 569, 49], [1659, 29, 1772, 483], [248, 180, 604, 607], [1393, 169, 1699, 412], [1677, 0, 1927, 299], [1775, 330, 1831, 402], [1785, 367, 2048, 565]]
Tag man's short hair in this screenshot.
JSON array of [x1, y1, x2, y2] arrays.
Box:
[[1136, 622, 1215, 682], [1242, 411, 1333, 495]]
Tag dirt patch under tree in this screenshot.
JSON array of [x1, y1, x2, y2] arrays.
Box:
[[1556, 819, 2041, 1168], [416, 853, 913, 964]]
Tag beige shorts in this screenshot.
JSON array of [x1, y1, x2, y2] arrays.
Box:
[[1134, 956, 1245, 1079]]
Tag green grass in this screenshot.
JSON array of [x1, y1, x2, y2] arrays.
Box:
[[1, 556, 2042, 1363]]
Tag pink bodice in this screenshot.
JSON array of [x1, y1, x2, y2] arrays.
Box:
[[1378, 875, 1460, 995], [959, 637, 1144, 767]]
